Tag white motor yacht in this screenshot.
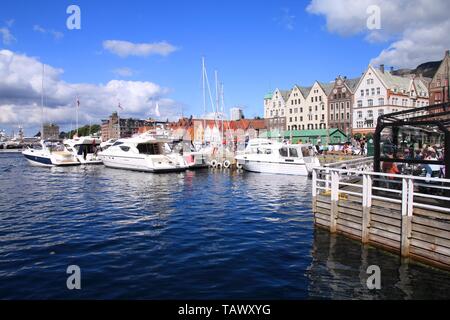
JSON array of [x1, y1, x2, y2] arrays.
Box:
[[235, 138, 320, 176], [22, 140, 80, 167], [64, 136, 103, 165], [169, 139, 209, 169], [99, 136, 189, 173]]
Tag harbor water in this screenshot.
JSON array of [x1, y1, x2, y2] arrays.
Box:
[[0, 152, 449, 299]]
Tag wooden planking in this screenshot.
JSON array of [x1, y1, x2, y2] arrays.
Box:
[[313, 186, 450, 271], [369, 233, 401, 251], [316, 201, 331, 210], [412, 223, 450, 239], [337, 218, 363, 231], [410, 246, 450, 268], [413, 207, 450, 221], [338, 212, 362, 225], [315, 217, 330, 228], [369, 226, 401, 242], [410, 239, 450, 258], [370, 220, 401, 235], [315, 212, 330, 222], [338, 205, 363, 218], [412, 216, 450, 232], [370, 206, 402, 220], [371, 213, 401, 228], [372, 199, 401, 210], [316, 206, 331, 216], [411, 231, 450, 250], [336, 224, 362, 239]]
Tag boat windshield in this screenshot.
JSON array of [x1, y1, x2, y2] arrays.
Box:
[[137, 143, 162, 155]]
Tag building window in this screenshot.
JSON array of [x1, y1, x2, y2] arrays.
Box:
[[331, 104, 334, 110], [377, 87, 380, 95], [367, 110, 373, 118], [371, 88, 375, 95], [331, 114, 334, 120], [378, 98, 384, 105], [361, 90, 364, 96], [357, 111, 363, 119], [368, 99, 373, 106], [378, 109, 384, 117], [357, 100, 362, 108], [346, 101, 350, 109]]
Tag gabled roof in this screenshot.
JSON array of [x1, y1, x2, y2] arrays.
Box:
[[297, 85, 312, 98], [280, 90, 292, 102], [318, 82, 335, 96], [344, 77, 361, 93]]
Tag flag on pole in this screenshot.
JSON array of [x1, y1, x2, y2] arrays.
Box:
[[118, 102, 123, 110], [76, 97, 80, 108], [155, 102, 161, 117]]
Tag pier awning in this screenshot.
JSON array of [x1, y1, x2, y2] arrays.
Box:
[[374, 102, 450, 179]]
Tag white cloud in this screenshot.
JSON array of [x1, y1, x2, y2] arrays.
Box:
[[112, 67, 135, 77], [274, 8, 296, 31], [33, 25, 64, 40], [103, 40, 178, 58], [0, 50, 180, 131], [306, 0, 450, 68], [0, 27, 15, 45]]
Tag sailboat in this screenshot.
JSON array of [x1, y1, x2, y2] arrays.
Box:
[[22, 64, 80, 167]]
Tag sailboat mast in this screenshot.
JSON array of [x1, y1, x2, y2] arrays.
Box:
[[41, 64, 45, 139], [76, 96, 79, 137], [221, 83, 225, 147], [202, 57, 206, 145]]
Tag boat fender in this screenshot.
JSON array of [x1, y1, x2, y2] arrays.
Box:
[[210, 159, 218, 168], [236, 162, 243, 169], [223, 160, 231, 169], [216, 162, 223, 169]]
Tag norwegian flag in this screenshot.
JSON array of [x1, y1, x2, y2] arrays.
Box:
[[76, 97, 80, 108], [118, 102, 123, 110]]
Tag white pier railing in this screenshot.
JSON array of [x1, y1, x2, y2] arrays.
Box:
[[312, 165, 450, 269]]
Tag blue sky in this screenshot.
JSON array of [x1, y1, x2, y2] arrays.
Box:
[[0, 0, 448, 135]]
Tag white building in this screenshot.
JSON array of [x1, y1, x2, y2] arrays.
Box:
[[263, 88, 290, 119], [352, 65, 429, 134], [230, 107, 244, 121], [285, 84, 310, 131]]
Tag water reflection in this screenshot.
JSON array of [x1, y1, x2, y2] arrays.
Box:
[[307, 228, 450, 299]]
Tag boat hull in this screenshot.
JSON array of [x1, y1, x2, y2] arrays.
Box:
[[240, 160, 310, 176], [23, 153, 54, 167], [101, 155, 187, 173]]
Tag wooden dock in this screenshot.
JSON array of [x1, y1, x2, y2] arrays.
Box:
[[312, 162, 450, 271]]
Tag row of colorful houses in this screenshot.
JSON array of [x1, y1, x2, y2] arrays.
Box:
[[264, 50, 450, 136]]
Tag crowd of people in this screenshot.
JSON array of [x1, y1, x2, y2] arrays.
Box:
[[382, 144, 445, 178]]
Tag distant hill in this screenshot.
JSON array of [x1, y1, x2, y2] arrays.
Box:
[[391, 60, 442, 79]]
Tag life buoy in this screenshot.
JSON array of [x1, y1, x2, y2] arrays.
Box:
[[223, 160, 231, 169]]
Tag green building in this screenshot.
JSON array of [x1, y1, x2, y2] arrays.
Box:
[[260, 128, 347, 145]]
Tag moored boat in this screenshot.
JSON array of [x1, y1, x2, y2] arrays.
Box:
[[64, 136, 103, 165], [22, 140, 81, 167], [98, 136, 189, 173], [235, 138, 320, 176]]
